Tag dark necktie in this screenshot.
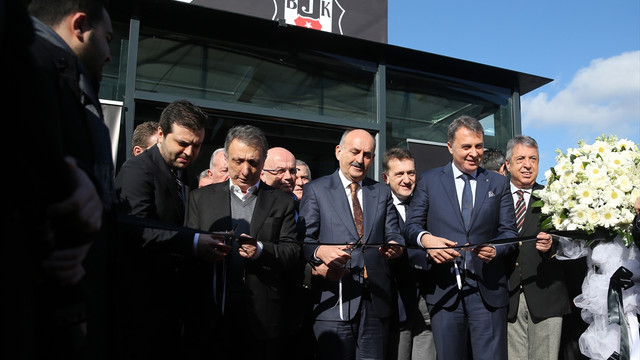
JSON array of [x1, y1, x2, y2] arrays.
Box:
[[461, 173, 473, 230], [349, 182, 364, 238], [515, 190, 526, 234], [172, 169, 185, 212]]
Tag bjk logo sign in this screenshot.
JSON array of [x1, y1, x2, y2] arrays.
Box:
[[280, 0, 345, 34]]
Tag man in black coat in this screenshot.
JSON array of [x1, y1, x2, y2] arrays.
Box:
[[115, 100, 229, 359], [186, 125, 300, 360], [504, 135, 571, 360]]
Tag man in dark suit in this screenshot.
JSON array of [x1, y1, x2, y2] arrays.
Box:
[[25, 1, 116, 358], [186, 125, 300, 360], [404, 115, 517, 360], [504, 135, 570, 360], [115, 99, 229, 359], [300, 129, 405, 360], [383, 148, 437, 360]]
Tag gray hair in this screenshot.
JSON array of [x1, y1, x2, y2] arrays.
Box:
[[505, 135, 539, 161], [209, 147, 225, 169], [295, 159, 312, 180], [224, 125, 268, 158]]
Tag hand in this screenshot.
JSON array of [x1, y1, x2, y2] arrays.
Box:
[[197, 233, 231, 262], [535, 232, 553, 253], [311, 263, 350, 281], [380, 241, 403, 259], [47, 157, 103, 233], [421, 234, 460, 263], [315, 244, 352, 269], [41, 242, 92, 286], [237, 234, 257, 259], [471, 244, 496, 262], [634, 196, 640, 215]]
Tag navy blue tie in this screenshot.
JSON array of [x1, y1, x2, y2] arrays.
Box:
[[461, 173, 473, 230]]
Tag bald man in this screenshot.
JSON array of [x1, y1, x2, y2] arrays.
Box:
[[260, 147, 297, 195]]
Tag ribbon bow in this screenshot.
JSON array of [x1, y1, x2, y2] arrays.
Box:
[[607, 266, 634, 360]]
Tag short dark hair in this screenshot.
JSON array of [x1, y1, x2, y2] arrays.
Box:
[[158, 100, 207, 137], [382, 148, 414, 174], [224, 125, 268, 159], [480, 148, 506, 172], [29, 0, 108, 27], [447, 115, 484, 143], [131, 121, 159, 153]]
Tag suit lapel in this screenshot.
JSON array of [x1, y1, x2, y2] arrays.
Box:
[[440, 165, 465, 230], [330, 171, 360, 241], [361, 179, 379, 245], [472, 169, 490, 229], [150, 146, 184, 219], [250, 184, 272, 237]]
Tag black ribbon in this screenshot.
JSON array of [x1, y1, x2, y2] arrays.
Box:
[[607, 266, 634, 360]]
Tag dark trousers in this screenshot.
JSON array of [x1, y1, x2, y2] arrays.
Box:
[[429, 279, 507, 360]]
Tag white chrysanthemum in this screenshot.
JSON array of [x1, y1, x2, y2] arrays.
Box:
[[604, 152, 626, 172], [602, 186, 624, 208], [544, 169, 554, 181], [613, 174, 633, 193], [553, 160, 572, 178], [584, 162, 603, 177], [569, 204, 590, 225], [591, 140, 612, 156], [585, 208, 601, 229], [619, 209, 635, 224], [616, 138, 638, 151], [575, 184, 595, 205], [552, 214, 568, 230], [585, 172, 608, 189], [630, 188, 640, 203], [598, 205, 621, 229]]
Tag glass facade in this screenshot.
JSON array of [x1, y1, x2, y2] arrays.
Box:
[[131, 29, 378, 122], [385, 67, 514, 151], [101, 6, 545, 179]]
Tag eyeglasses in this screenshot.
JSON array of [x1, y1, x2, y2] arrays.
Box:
[[262, 167, 297, 176]]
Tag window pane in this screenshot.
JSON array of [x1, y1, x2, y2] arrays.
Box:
[[134, 29, 378, 122], [386, 68, 514, 150]]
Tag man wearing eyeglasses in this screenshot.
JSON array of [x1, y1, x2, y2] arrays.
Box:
[[261, 147, 298, 195]]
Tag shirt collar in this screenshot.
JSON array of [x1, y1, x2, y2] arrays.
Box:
[[452, 163, 477, 180], [338, 169, 362, 189], [510, 182, 532, 194], [229, 179, 261, 200]]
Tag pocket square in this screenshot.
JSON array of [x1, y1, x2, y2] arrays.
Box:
[[487, 191, 496, 198]]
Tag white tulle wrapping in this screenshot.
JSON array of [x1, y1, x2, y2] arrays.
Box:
[[558, 236, 640, 359]]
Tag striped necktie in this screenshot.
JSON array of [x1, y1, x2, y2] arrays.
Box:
[[515, 190, 526, 233], [172, 169, 185, 212]]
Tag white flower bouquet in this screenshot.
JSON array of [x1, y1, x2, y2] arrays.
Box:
[[532, 135, 640, 247]]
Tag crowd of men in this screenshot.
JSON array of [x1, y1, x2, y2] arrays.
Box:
[[5, 1, 639, 360]]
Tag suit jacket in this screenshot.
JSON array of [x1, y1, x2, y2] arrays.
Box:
[[300, 170, 406, 321], [505, 183, 571, 322], [115, 144, 202, 357], [389, 197, 422, 326], [404, 163, 517, 309], [186, 181, 300, 340], [115, 144, 197, 258]]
